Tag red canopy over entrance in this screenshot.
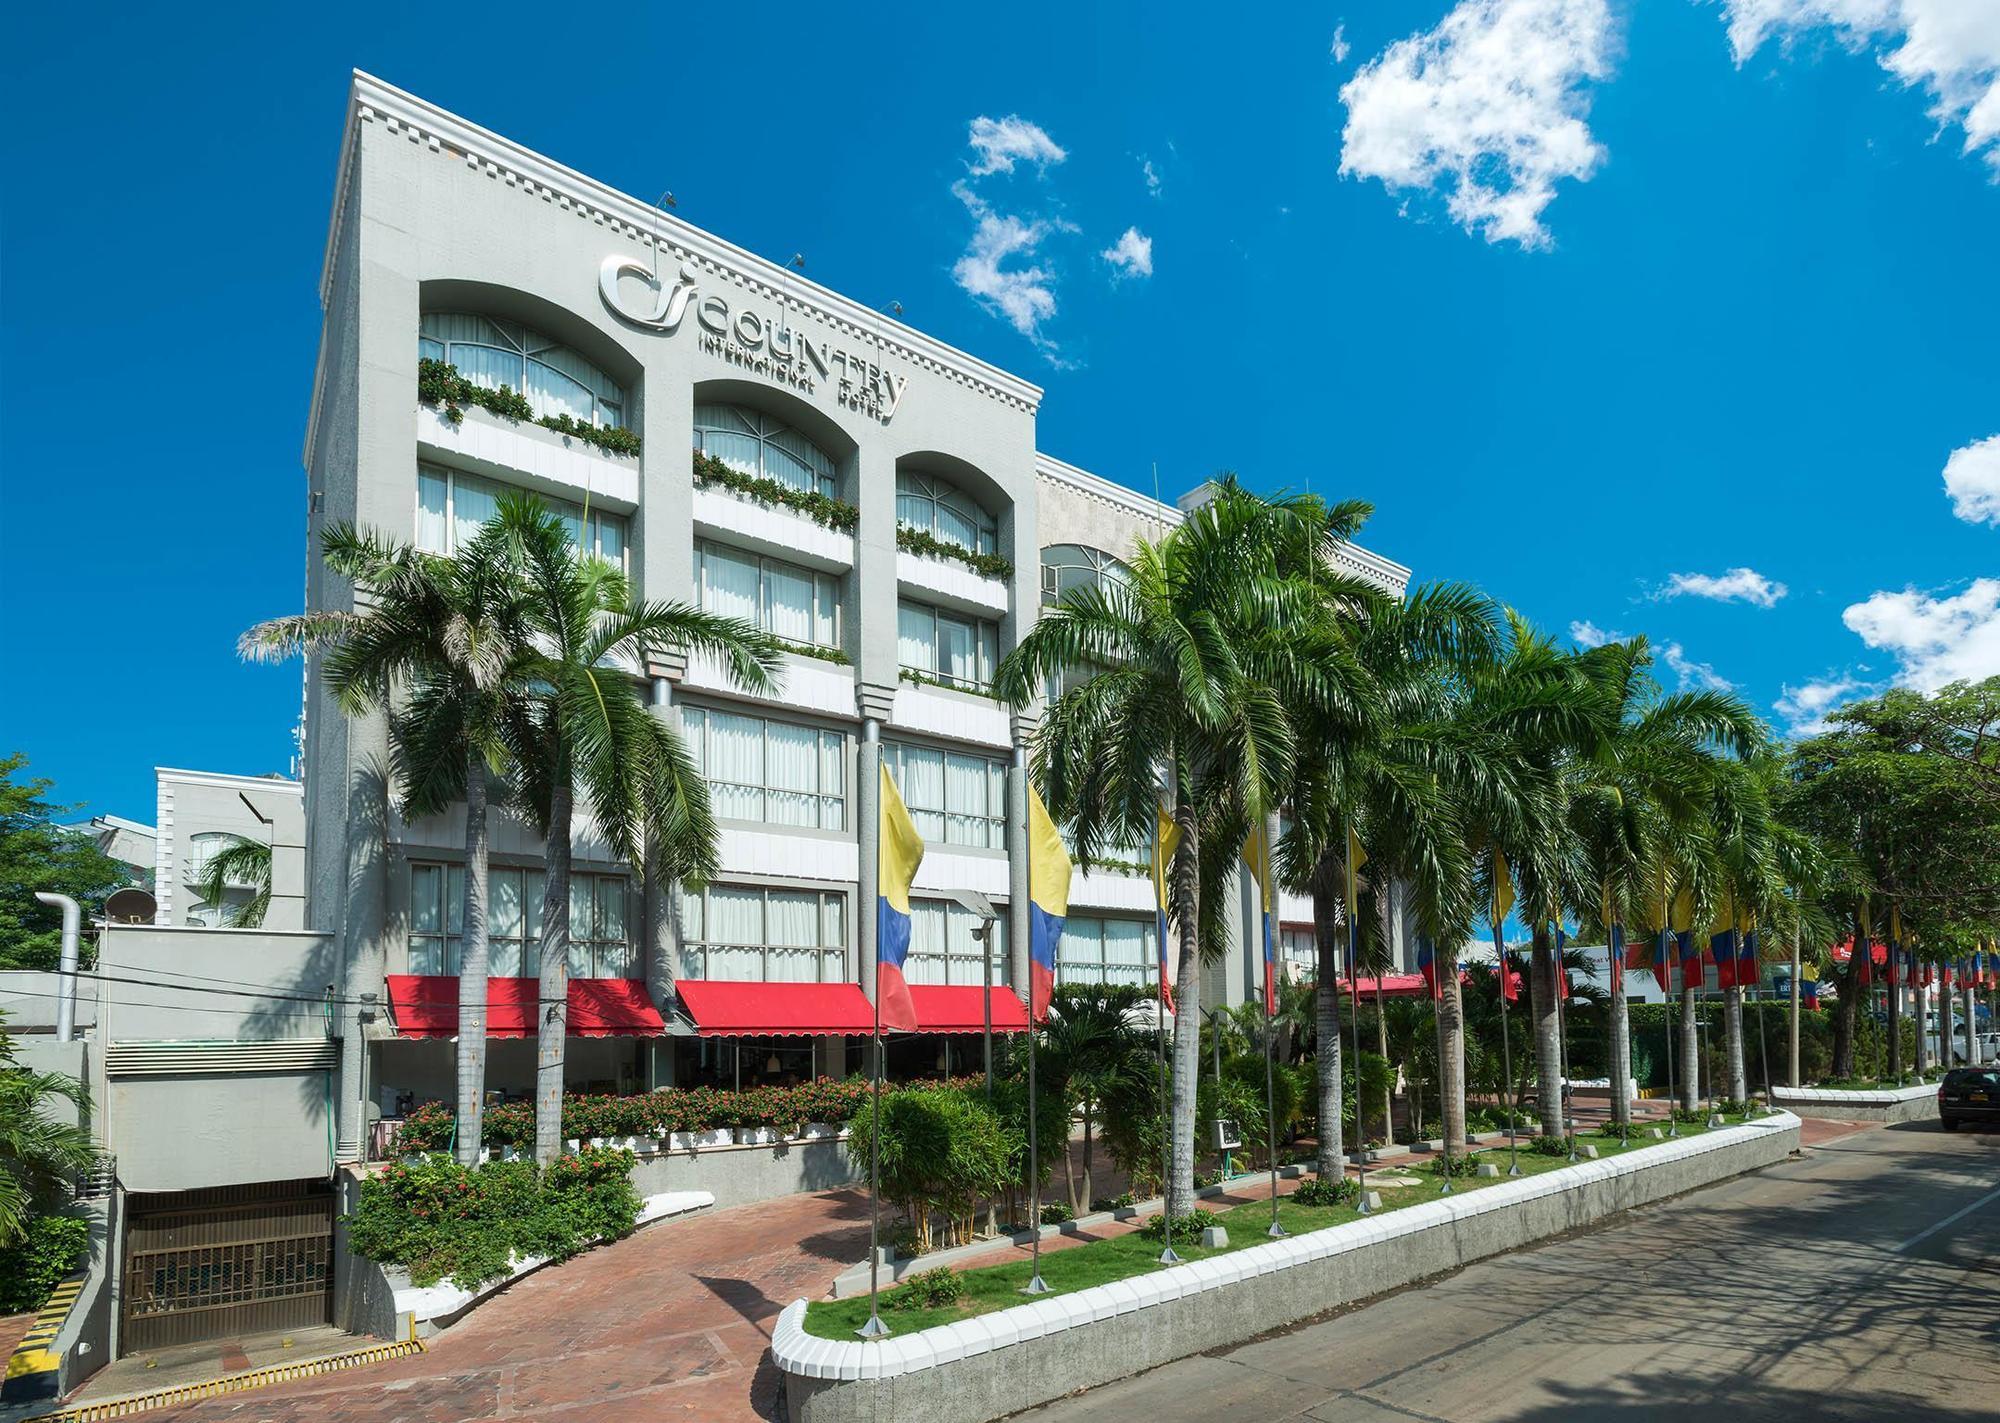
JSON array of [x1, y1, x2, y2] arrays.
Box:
[[909, 985, 1029, 1033], [386, 975, 665, 1038], [674, 980, 876, 1037]]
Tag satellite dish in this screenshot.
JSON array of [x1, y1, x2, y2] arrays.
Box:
[[103, 887, 157, 924]]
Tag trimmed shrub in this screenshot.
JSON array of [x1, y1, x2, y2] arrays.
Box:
[[0, 1213, 90, 1314], [1139, 1208, 1218, 1244], [1288, 1175, 1358, 1208], [888, 1266, 966, 1311], [1428, 1152, 1480, 1177]]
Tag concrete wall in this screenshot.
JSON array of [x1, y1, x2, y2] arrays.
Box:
[[628, 1135, 861, 1206], [0, 971, 99, 1036], [777, 1114, 1801, 1423], [154, 769, 305, 929], [1772, 1083, 1937, 1123]]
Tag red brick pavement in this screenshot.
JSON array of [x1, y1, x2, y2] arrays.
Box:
[[140, 1188, 877, 1423]]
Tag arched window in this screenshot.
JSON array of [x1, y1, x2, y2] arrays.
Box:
[[1040, 545, 1130, 606], [693, 404, 837, 498], [897, 471, 998, 555], [418, 314, 626, 429]]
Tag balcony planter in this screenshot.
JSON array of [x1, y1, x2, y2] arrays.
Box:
[[734, 1126, 780, 1147], [673, 1129, 734, 1151]]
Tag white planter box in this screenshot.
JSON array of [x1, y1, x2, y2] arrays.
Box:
[[631, 1135, 660, 1155], [734, 1127, 780, 1146], [795, 1122, 842, 1141], [672, 1128, 733, 1150]]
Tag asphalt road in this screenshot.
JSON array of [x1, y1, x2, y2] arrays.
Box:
[[1021, 1120, 2000, 1423]]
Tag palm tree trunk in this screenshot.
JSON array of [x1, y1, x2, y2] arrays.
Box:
[[1373, 983, 1390, 1142], [1941, 975, 1956, 1069], [1311, 852, 1344, 1177], [1166, 808, 1203, 1221], [535, 775, 573, 1164], [1530, 927, 1563, 1138], [1439, 953, 1466, 1151], [455, 753, 490, 1167], [1915, 972, 1932, 1076], [1832, 974, 1858, 1079], [1724, 985, 1747, 1103], [1887, 959, 1903, 1082], [1082, 1105, 1094, 1210], [1679, 986, 1700, 1113], [1608, 974, 1633, 1129]]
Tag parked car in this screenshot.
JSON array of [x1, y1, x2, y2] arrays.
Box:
[[1938, 1068, 2000, 1130]]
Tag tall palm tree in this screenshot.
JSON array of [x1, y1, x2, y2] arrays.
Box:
[[997, 481, 1329, 1219], [0, 1011, 96, 1246], [186, 836, 273, 929], [495, 497, 779, 1163], [243, 517, 533, 1165]]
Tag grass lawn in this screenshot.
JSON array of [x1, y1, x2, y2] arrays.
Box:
[[803, 1115, 1755, 1340]]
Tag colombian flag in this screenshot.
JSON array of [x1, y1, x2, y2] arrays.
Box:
[[1026, 782, 1072, 1024], [1417, 936, 1443, 1000], [875, 764, 924, 1033], [1737, 925, 1759, 989], [1650, 929, 1673, 994], [1151, 804, 1181, 1015], [1710, 921, 1739, 991], [1856, 901, 1874, 989], [1494, 851, 1517, 1002], [1673, 887, 1701, 991], [1244, 820, 1281, 1013], [1346, 828, 1368, 983]]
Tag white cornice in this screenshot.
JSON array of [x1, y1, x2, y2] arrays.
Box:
[[1034, 451, 1412, 595], [156, 768, 303, 796], [323, 72, 1044, 415]]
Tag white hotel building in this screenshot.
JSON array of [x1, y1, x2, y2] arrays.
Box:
[[299, 72, 1412, 1158]]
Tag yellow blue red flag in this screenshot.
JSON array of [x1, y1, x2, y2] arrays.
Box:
[[875, 764, 924, 1033], [1027, 783, 1073, 1024], [1151, 804, 1181, 1015]]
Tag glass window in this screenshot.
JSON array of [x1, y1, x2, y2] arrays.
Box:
[[1041, 545, 1131, 606], [883, 742, 1005, 849], [408, 863, 630, 979], [693, 403, 837, 498], [1280, 927, 1315, 979], [683, 707, 846, 830], [681, 885, 846, 982], [414, 463, 629, 570], [1056, 915, 1158, 989], [906, 899, 1009, 986], [897, 600, 998, 692], [419, 313, 627, 430], [695, 541, 840, 649], [896, 471, 998, 556]]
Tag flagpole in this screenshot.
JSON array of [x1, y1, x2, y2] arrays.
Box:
[[1751, 928, 1774, 1115], [1494, 919, 1520, 1176], [1260, 822, 1287, 1237], [1551, 909, 1577, 1162], [1022, 998, 1049, 1294], [1428, 938, 1454, 1194], [1346, 835, 1371, 1212], [1662, 930, 1679, 1139], [858, 962, 889, 1338]]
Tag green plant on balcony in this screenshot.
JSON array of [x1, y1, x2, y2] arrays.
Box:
[[692, 450, 859, 532], [417, 358, 643, 458], [894, 524, 1014, 580]]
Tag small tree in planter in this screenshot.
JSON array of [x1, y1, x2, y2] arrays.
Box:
[[845, 1086, 1013, 1251]]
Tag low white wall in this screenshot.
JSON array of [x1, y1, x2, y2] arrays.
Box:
[[1772, 1083, 1937, 1123], [775, 1113, 1801, 1423]]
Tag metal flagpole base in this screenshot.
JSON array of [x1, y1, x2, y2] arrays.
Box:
[[1021, 1274, 1052, 1295], [857, 1313, 892, 1339], [1157, 1245, 1182, 1264], [1266, 1220, 1289, 1238], [1506, 1163, 1522, 1177], [1354, 1193, 1372, 1214], [1438, 1180, 1453, 1196]]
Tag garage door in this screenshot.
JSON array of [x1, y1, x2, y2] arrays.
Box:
[[120, 1180, 332, 1353]]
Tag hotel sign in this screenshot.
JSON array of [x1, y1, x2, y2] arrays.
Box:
[[600, 256, 910, 423]]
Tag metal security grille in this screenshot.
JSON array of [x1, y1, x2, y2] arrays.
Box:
[[121, 1182, 332, 1352]]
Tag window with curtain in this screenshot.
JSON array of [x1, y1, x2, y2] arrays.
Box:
[[1055, 915, 1157, 988], [419, 314, 626, 429], [694, 541, 840, 649], [681, 885, 846, 982], [896, 471, 998, 555], [693, 403, 838, 498], [1040, 545, 1131, 606], [409, 863, 632, 978], [882, 741, 1005, 848], [1280, 926, 1316, 979], [417, 463, 629, 570], [905, 899, 1009, 986], [896, 600, 998, 691], [682, 706, 846, 830]]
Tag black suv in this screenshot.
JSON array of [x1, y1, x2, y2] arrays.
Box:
[[1939, 1068, 2000, 1130]]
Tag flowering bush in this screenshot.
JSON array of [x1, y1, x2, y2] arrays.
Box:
[[345, 1146, 640, 1289]]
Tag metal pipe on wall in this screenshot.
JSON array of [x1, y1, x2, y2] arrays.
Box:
[[35, 892, 81, 1042]]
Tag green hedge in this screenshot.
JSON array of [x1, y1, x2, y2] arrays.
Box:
[[345, 1146, 641, 1289], [0, 1213, 89, 1314]]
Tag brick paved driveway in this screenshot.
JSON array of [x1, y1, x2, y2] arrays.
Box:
[[143, 1188, 874, 1423]]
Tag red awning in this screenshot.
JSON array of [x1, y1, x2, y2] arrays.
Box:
[[910, 985, 1029, 1033], [386, 975, 665, 1038], [675, 979, 876, 1037], [1343, 971, 1449, 998]]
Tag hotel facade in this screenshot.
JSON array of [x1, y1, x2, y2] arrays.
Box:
[[303, 72, 1414, 1160]]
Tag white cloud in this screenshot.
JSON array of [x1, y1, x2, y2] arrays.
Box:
[[1943, 434, 2000, 525], [966, 115, 1068, 176], [1843, 578, 2000, 691], [951, 185, 1066, 348], [1657, 566, 1789, 607], [1337, 0, 1616, 248], [1661, 641, 1735, 691], [1142, 158, 1163, 196], [1719, 1, 2000, 173], [1332, 23, 1352, 63], [1568, 618, 1619, 647], [1774, 673, 1871, 735], [1101, 226, 1154, 279]]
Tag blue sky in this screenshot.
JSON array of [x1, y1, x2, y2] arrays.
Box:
[[4, 0, 1998, 825]]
